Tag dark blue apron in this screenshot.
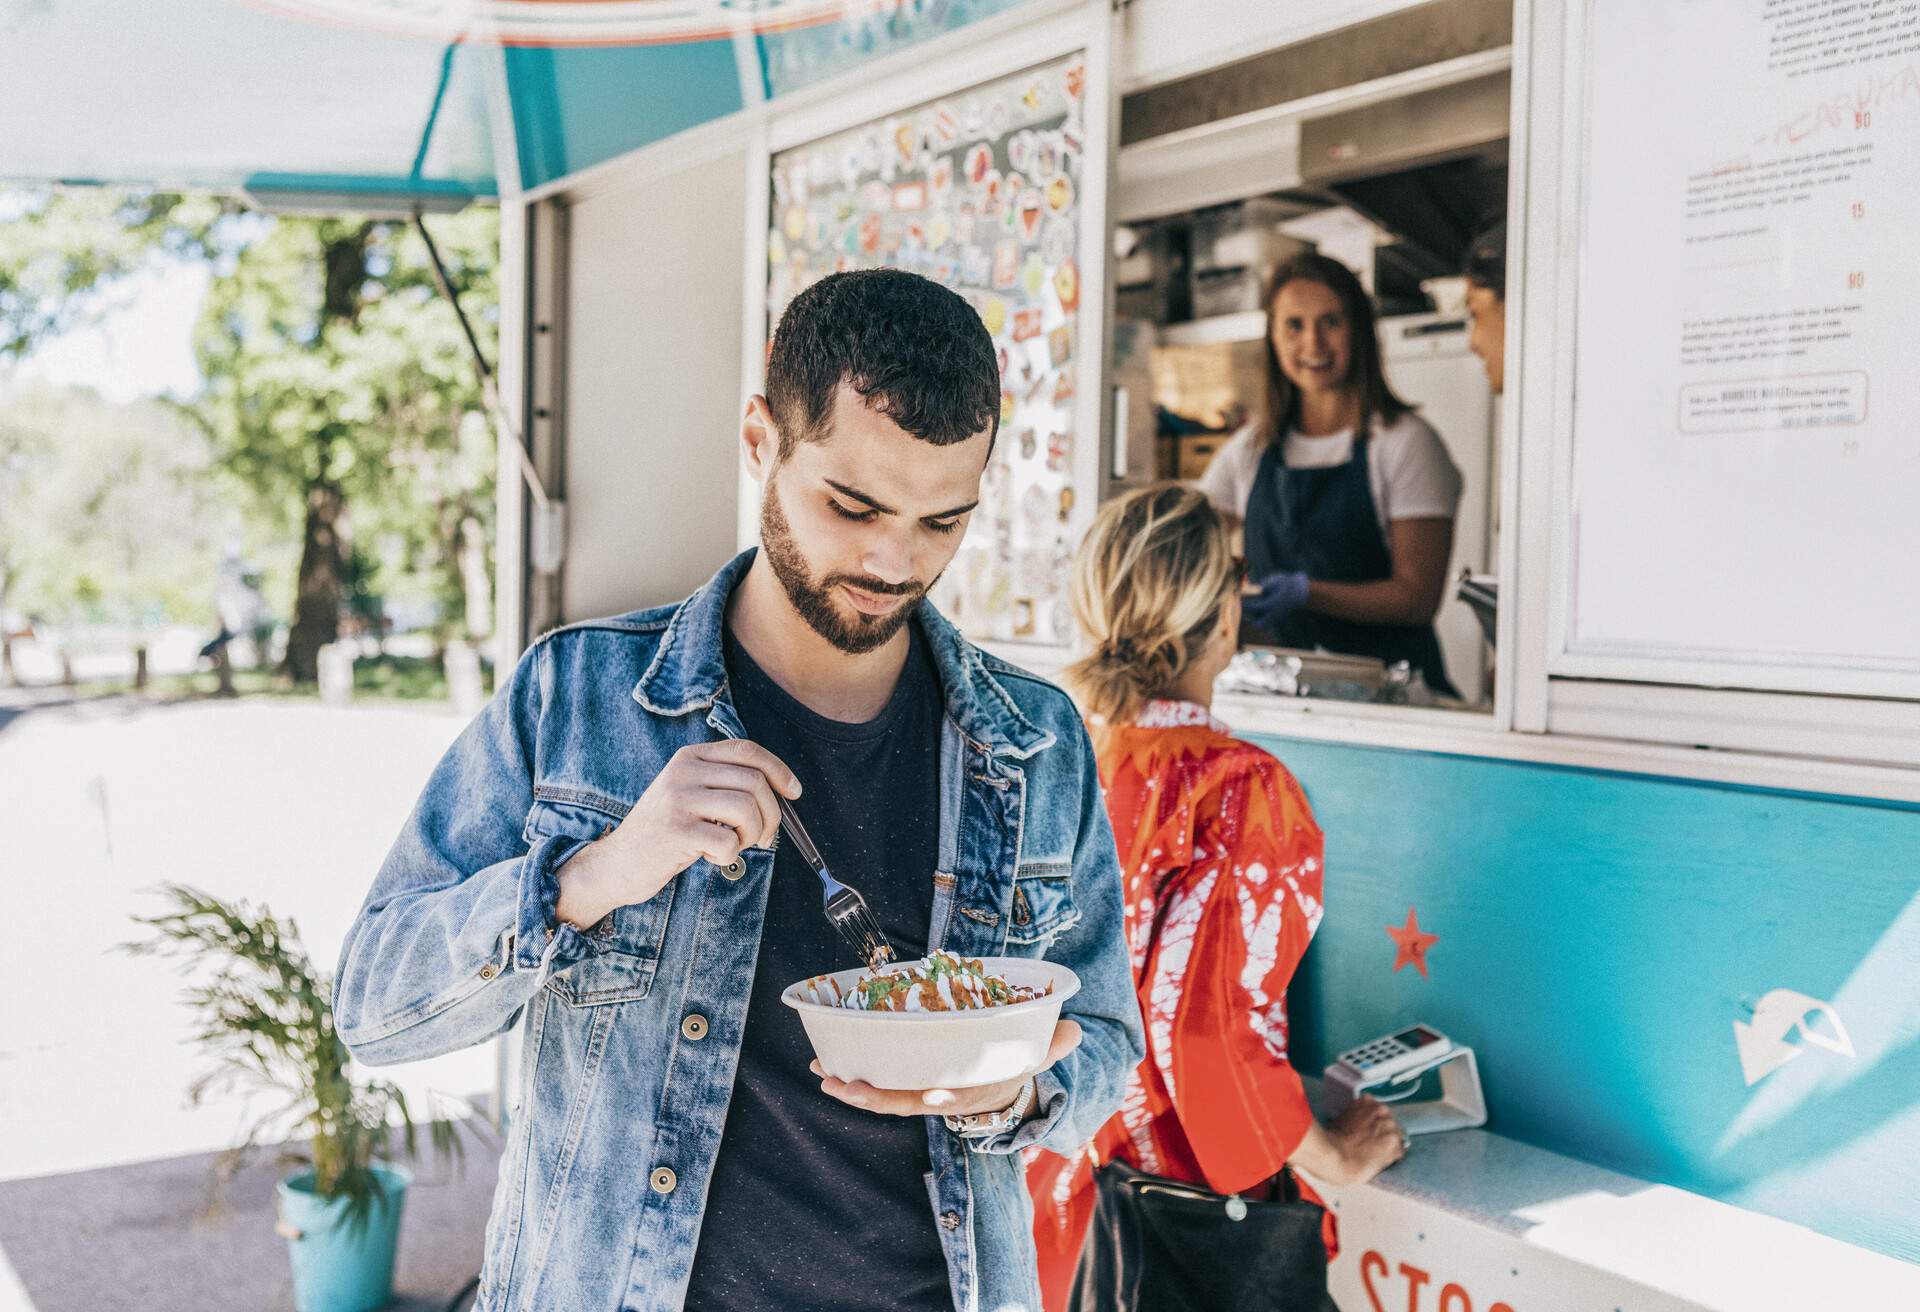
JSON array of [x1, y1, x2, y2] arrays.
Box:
[[1243, 431, 1457, 698]]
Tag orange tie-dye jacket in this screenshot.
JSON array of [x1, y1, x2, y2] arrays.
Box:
[[1025, 699, 1332, 1312]]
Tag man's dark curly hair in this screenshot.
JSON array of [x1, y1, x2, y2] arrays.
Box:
[[765, 269, 1000, 457]]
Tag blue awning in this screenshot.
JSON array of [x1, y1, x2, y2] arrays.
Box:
[[0, 0, 1035, 205]]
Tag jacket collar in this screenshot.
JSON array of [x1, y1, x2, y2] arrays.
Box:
[[633, 549, 1055, 760]]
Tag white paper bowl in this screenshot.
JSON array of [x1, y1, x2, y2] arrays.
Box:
[[781, 957, 1080, 1090]]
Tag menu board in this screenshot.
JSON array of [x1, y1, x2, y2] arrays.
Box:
[[1568, 0, 1920, 692], [767, 53, 1090, 645]]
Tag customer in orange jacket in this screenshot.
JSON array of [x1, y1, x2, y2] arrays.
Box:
[[1028, 483, 1406, 1311]]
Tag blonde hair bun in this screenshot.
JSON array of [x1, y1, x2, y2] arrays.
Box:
[[1063, 482, 1238, 723]]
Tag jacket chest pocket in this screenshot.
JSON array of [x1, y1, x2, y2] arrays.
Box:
[[523, 788, 673, 1006], [1007, 860, 1078, 947]]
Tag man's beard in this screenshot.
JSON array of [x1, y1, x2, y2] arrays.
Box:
[[759, 477, 931, 655]]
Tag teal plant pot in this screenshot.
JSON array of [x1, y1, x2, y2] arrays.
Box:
[[275, 1164, 411, 1312]]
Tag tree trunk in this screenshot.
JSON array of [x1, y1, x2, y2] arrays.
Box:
[[283, 478, 346, 684], [280, 226, 372, 686]]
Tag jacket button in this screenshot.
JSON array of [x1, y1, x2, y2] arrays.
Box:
[[940, 1210, 961, 1231], [479, 963, 498, 981], [650, 1167, 678, 1195], [681, 1013, 709, 1041], [722, 859, 746, 881]]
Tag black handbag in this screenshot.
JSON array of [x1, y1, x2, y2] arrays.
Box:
[[1068, 1159, 1334, 1312]]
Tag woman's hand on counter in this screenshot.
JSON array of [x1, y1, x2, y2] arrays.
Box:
[[1291, 1095, 1408, 1186]]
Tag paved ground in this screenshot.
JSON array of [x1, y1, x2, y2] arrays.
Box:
[[0, 692, 504, 1310], [0, 1131, 501, 1312]]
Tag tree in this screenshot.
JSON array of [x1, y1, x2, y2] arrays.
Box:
[[1, 187, 500, 687], [188, 211, 499, 681], [0, 383, 224, 679]]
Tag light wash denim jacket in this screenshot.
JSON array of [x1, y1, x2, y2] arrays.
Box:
[[334, 551, 1145, 1312]]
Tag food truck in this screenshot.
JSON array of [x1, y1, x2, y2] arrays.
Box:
[[497, 4, 1920, 1306], [13, 0, 1918, 1306]]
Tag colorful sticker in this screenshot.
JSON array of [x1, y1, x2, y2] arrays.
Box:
[[1045, 174, 1074, 214], [1065, 61, 1086, 101], [1046, 431, 1072, 472], [1000, 388, 1017, 427], [927, 212, 951, 250], [1018, 192, 1045, 243], [858, 213, 883, 256], [965, 143, 994, 186], [784, 205, 807, 242], [1035, 133, 1060, 180], [980, 296, 1008, 336], [1022, 252, 1047, 297], [893, 182, 927, 212], [992, 240, 1021, 290], [1012, 307, 1044, 342], [1022, 81, 1046, 114], [1053, 259, 1080, 313], [929, 156, 954, 200], [1053, 372, 1076, 405], [1018, 428, 1038, 460], [1008, 130, 1036, 173], [1047, 324, 1073, 369], [1058, 485, 1075, 522]]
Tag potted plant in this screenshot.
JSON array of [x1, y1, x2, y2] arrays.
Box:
[[126, 883, 465, 1312]]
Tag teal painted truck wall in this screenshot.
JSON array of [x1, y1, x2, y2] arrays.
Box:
[[1248, 733, 1920, 1266]]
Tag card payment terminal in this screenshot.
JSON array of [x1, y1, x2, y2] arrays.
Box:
[[1323, 1023, 1486, 1136]]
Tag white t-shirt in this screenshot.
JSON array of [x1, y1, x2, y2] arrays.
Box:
[[1195, 410, 1464, 538]]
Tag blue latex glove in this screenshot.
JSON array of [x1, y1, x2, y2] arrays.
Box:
[[1244, 570, 1311, 632]]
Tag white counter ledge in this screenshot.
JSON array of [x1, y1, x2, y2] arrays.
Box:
[[1298, 1083, 1920, 1311]]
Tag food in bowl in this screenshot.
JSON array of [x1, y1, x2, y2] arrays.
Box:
[[782, 956, 1081, 1090], [801, 950, 1054, 1013]]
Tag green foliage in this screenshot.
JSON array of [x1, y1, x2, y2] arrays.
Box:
[[188, 210, 500, 642], [0, 187, 500, 659], [123, 884, 464, 1235], [0, 190, 228, 358], [0, 383, 224, 632]]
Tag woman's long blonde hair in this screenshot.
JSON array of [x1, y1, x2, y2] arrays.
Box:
[[1063, 483, 1240, 723]]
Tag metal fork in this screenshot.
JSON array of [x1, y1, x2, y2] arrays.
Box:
[[773, 792, 896, 969]]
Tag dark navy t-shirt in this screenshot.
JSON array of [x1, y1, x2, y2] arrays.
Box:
[[682, 623, 952, 1312]]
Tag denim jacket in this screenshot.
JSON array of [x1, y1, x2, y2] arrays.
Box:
[[334, 551, 1145, 1312]]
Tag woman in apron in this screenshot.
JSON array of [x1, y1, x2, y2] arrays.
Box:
[[1195, 252, 1463, 698]]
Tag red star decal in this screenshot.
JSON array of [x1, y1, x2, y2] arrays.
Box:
[[1386, 907, 1439, 977]]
